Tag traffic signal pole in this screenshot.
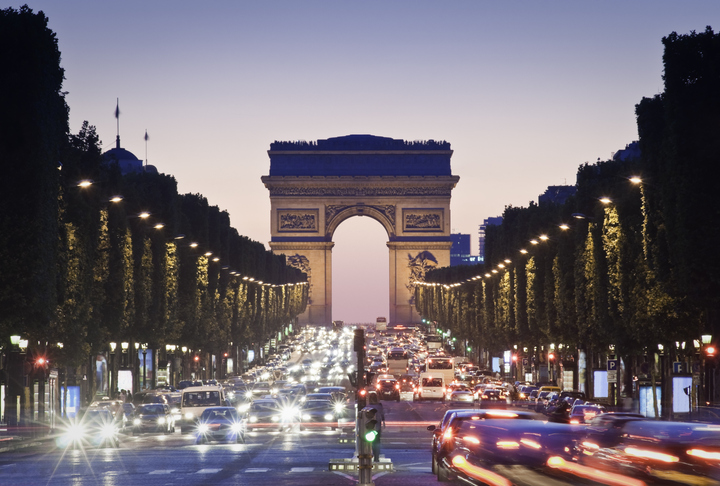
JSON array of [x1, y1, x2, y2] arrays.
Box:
[[354, 329, 374, 486]]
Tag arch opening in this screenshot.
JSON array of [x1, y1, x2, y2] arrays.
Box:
[[331, 215, 389, 324]]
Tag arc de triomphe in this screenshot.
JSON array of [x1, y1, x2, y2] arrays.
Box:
[[262, 135, 459, 326]]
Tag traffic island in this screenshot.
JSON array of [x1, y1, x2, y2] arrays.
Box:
[[328, 456, 393, 472]]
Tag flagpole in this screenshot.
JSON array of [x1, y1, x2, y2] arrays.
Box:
[[144, 130, 148, 168]]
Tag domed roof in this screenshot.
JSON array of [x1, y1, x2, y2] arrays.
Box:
[[103, 147, 139, 162]]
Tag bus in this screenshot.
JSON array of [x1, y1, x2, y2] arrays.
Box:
[[425, 334, 442, 351], [376, 317, 387, 332], [425, 356, 455, 385]]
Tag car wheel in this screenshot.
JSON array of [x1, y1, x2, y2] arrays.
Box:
[[438, 462, 451, 482], [331, 426, 337, 431], [196, 436, 206, 445], [431, 455, 437, 474], [237, 433, 245, 443]]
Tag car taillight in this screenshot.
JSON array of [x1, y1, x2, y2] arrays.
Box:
[[395, 384, 400, 390]]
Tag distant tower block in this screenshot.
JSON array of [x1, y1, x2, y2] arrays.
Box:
[[262, 135, 459, 326]]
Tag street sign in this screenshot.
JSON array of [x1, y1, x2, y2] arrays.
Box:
[[607, 359, 618, 383], [673, 362, 683, 374], [522, 358, 529, 367]]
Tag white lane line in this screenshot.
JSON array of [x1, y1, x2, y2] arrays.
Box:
[[291, 467, 314, 472], [245, 468, 269, 473], [389, 441, 407, 444], [149, 470, 174, 474], [196, 468, 222, 474]]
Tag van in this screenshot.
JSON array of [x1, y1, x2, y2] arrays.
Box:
[[417, 373, 445, 401], [179, 385, 226, 432]]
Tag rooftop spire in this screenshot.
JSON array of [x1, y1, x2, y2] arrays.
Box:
[[114, 98, 120, 149]]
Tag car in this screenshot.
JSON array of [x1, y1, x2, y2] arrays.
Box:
[[576, 418, 720, 485], [132, 403, 175, 434], [477, 388, 506, 409], [195, 406, 246, 444], [439, 419, 585, 483], [427, 409, 536, 477], [568, 403, 607, 424], [298, 399, 340, 431], [375, 378, 400, 402], [245, 398, 286, 432], [56, 409, 122, 449], [448, 390, 474, 406]]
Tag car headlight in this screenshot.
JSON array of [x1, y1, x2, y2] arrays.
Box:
[[302, 414, 311, 420], [249, 415, 258, 423], [334, 403, 344, 414], [324, 414, 334, 421], [157, 417, 166, 424], [238, 403, 250, 413], [198, 424, 209, 434], [231, 422, 244, 433], [64, 423, 86, 443], [185, 412, 195, 420], [133, 418, 141, 425], [100, 424, 118, 439], [271, 415, 280, 422]]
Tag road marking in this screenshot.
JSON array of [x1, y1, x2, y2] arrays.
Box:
[[196, 468, 222, 474], [149, 470, 174, 474], [405, 466, 429, 471], [245, 468, 269, 473], [389, 441, 406, 444], [290, 467, 314, 472]]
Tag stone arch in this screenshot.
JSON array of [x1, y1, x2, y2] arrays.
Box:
[[262, 134, 459, 326], [325, 204, 396, 241]]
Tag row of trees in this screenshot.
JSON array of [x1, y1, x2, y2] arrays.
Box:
[[0, 7, 308, 385], [416, 27, 720, 389]]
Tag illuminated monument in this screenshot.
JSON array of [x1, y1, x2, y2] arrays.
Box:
[[262, 135, 459, 326]]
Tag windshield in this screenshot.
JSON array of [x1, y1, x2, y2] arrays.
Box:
[[182, 391, 221, 407]]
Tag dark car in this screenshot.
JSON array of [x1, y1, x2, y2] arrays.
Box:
[[478, 388, 506, 409], [568, 403, 606, 424], [298, 399, 340, 431], [439, 419, 585, 483], [375, 378, 400, 402], [245, 398, 284, 432], [427, 410, 536, 478], [132, 403, 175, 434], [577, 419, 720, 485], [195, 407, 246, 444]]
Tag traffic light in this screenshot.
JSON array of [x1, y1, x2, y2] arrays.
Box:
[[548, 352, 555, 362], [706, 346, 716, 358], [360, 407, 378, 443], [354, 329, 365, 353]]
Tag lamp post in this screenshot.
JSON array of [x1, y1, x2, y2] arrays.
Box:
[[142, 344, 148, 391], [109, 342, 117, 397]]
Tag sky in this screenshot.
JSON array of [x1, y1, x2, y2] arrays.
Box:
[[17, 0, 720, 323]]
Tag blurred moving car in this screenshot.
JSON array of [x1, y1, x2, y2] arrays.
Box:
[[576, 418, 720, 485], [132, 403, 175, 434], [448, 390, 474, 407], [439, 419, 585, 483], [428, 410, 536, 479], [56, 409, 122, 449], [568, 403, 606, 424], [195, 407, 246, 444]]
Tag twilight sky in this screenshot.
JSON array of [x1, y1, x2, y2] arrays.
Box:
[[19, 0, 719, 324]]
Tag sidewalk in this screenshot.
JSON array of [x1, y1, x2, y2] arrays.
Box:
[[0, 426, 54, 453]]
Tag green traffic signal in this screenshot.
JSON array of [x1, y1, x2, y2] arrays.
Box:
[[361, 407, 378, 442]]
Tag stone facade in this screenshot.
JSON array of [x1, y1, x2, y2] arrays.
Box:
[[262, 135, 459, 326]]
